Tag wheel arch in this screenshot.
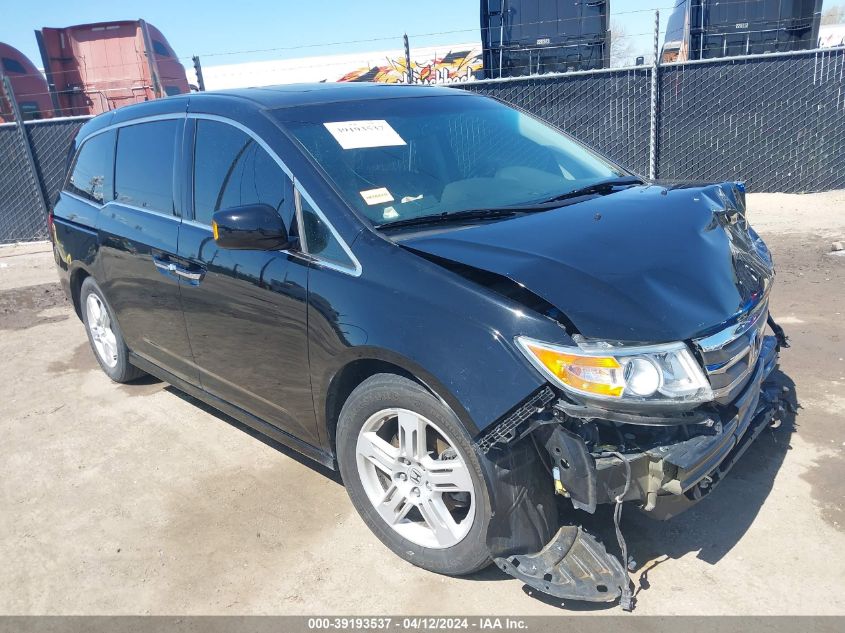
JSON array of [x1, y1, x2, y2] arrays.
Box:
[[68, 263, 95, 320], [321, 348, 479, 456]]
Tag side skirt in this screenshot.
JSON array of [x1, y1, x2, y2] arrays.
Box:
[[128, 352, 336, 470]]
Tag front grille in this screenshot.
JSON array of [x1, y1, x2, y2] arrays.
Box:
[[694, 300, 769, 401]]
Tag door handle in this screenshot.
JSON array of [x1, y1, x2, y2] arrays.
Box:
[[173, 267, 204, 282], [152, 257, 176, 273], [153, 256, 205, 283]]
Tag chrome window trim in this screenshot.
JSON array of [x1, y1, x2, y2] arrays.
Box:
[[293, 185, 362, 277], [62, 190, 105, 209], [75, 116, 183, 216], [189, 113, 361, 277], [181, 218, 211, 230], [187, 113, 294, 179], [62, 129, 117, 206], [293, 188, 309, 252], [103, 200, 181, 220], [75, 113, 186, 145], [71, 111, 362, 277], [180, 216, 352, 273]]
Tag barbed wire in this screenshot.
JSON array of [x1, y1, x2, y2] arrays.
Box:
[[3, 0, 827, 79], [0, 32, 663, 105], [185, 0, 823, 62], [4, 8, 673, 81], [5, 7, 823, 85], [1, 1, 831, 119]]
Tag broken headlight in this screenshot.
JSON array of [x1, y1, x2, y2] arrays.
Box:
[[516, 336, 713, 405]]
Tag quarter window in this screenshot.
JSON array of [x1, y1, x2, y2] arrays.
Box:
[[298, 192, 354, 268], [114, 120, 179, 214], [192, 119, 294, 229], [65, 130, 115, 204]]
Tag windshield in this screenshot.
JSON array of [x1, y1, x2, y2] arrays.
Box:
[[278, 94, 626, 227]]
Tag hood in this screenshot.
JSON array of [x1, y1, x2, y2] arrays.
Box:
[[400, 182, 774, 343]]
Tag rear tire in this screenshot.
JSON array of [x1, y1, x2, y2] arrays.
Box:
[[80, 276, 146, 383], [337, 373, 492, 576]]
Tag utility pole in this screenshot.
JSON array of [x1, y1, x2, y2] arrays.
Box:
[[403, 34, 413, 84], [2, 75, 49, 225], [192, 55, 206, 92], [648, 9, 660, 181]]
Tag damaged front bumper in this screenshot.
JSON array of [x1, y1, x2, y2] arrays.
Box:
[[476, 328, 789, 608], [595, 334, 783, 520]]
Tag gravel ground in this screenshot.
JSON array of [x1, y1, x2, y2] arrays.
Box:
[[1, 191, 843, 615]]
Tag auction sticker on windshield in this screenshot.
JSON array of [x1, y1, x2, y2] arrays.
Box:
[[323, 120, 406, 149], [360, 187, 395, 205]]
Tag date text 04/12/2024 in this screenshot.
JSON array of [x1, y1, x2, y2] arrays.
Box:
[[306, 617, 529, 630]]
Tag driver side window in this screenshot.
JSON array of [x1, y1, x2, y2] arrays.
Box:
[[193, 119, 296, 233]]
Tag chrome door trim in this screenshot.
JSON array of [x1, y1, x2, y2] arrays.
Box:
[[187, 112, 362, 277]]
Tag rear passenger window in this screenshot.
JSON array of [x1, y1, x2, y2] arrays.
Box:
[[193, 119, 294, 229], [65, 130, 115, 204], [114, 120, 179, 214]]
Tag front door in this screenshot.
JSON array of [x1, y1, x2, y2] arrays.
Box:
[[176, 117, 317, 445]]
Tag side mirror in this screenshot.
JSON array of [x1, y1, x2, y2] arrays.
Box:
[[212, 204, 292, 250]]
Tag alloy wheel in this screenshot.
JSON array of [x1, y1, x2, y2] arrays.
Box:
[[355, 407, 476, 549], [85, 293, 118, 368]]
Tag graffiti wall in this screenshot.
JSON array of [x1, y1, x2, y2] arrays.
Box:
[[201, 43, 484, 90], [337, 46, 483, 84]]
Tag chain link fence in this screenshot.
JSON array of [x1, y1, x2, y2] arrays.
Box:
[[465, 47, 845, 193], [462, 67, 653, 176], [0, 123, 48, 245], [0, 117, 88, 245], [26, 118, 89, 211], [657, 48, 845, 192], [1, 47, 844, 244]]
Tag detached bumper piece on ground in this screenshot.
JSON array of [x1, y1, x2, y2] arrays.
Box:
[[476, 322, 790, 611]]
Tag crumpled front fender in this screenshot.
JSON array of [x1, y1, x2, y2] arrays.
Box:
[[478, 437, 628, 603]]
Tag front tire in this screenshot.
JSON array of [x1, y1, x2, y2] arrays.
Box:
[[80, 276, 146, 383], [337, 373, 492, 575]]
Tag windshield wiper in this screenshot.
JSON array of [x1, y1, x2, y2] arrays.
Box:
[[535, 176, 644, 205], [374, 177, 645, 230], [374, 207, 524, 230]]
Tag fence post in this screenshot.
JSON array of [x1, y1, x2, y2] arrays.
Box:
[[403, 34, 413, 84], [2, 75, 49, 221], [192, 55, 206, 91], [648, 9, 660, 180]]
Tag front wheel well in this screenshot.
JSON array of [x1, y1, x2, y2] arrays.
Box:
[[69, 268, 91, 320], [325, 359, 423, 454]]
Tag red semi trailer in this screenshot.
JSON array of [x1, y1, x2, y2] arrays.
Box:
[[36, 20, 190, 116], [0, 42, 54, 122]]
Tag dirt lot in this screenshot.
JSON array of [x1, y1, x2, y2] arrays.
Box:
[[1, 191, 844, 616]]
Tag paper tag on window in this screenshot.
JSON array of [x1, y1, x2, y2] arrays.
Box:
[[324, 120, 406, 149], [360, 187, 395, 206]]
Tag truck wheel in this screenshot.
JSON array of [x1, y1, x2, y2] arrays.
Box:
[[80, 276, 146, 383], [337, 373, 492, 575]]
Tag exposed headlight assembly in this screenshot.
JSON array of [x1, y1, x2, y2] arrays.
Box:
[[516, 336, 713, 405]]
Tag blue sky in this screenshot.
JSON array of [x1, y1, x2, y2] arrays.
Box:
[[3, 0, 673, 67], [3, 0, 843, 69]]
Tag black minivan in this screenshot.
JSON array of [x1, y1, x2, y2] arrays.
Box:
[[51, 83, 788, 608]]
